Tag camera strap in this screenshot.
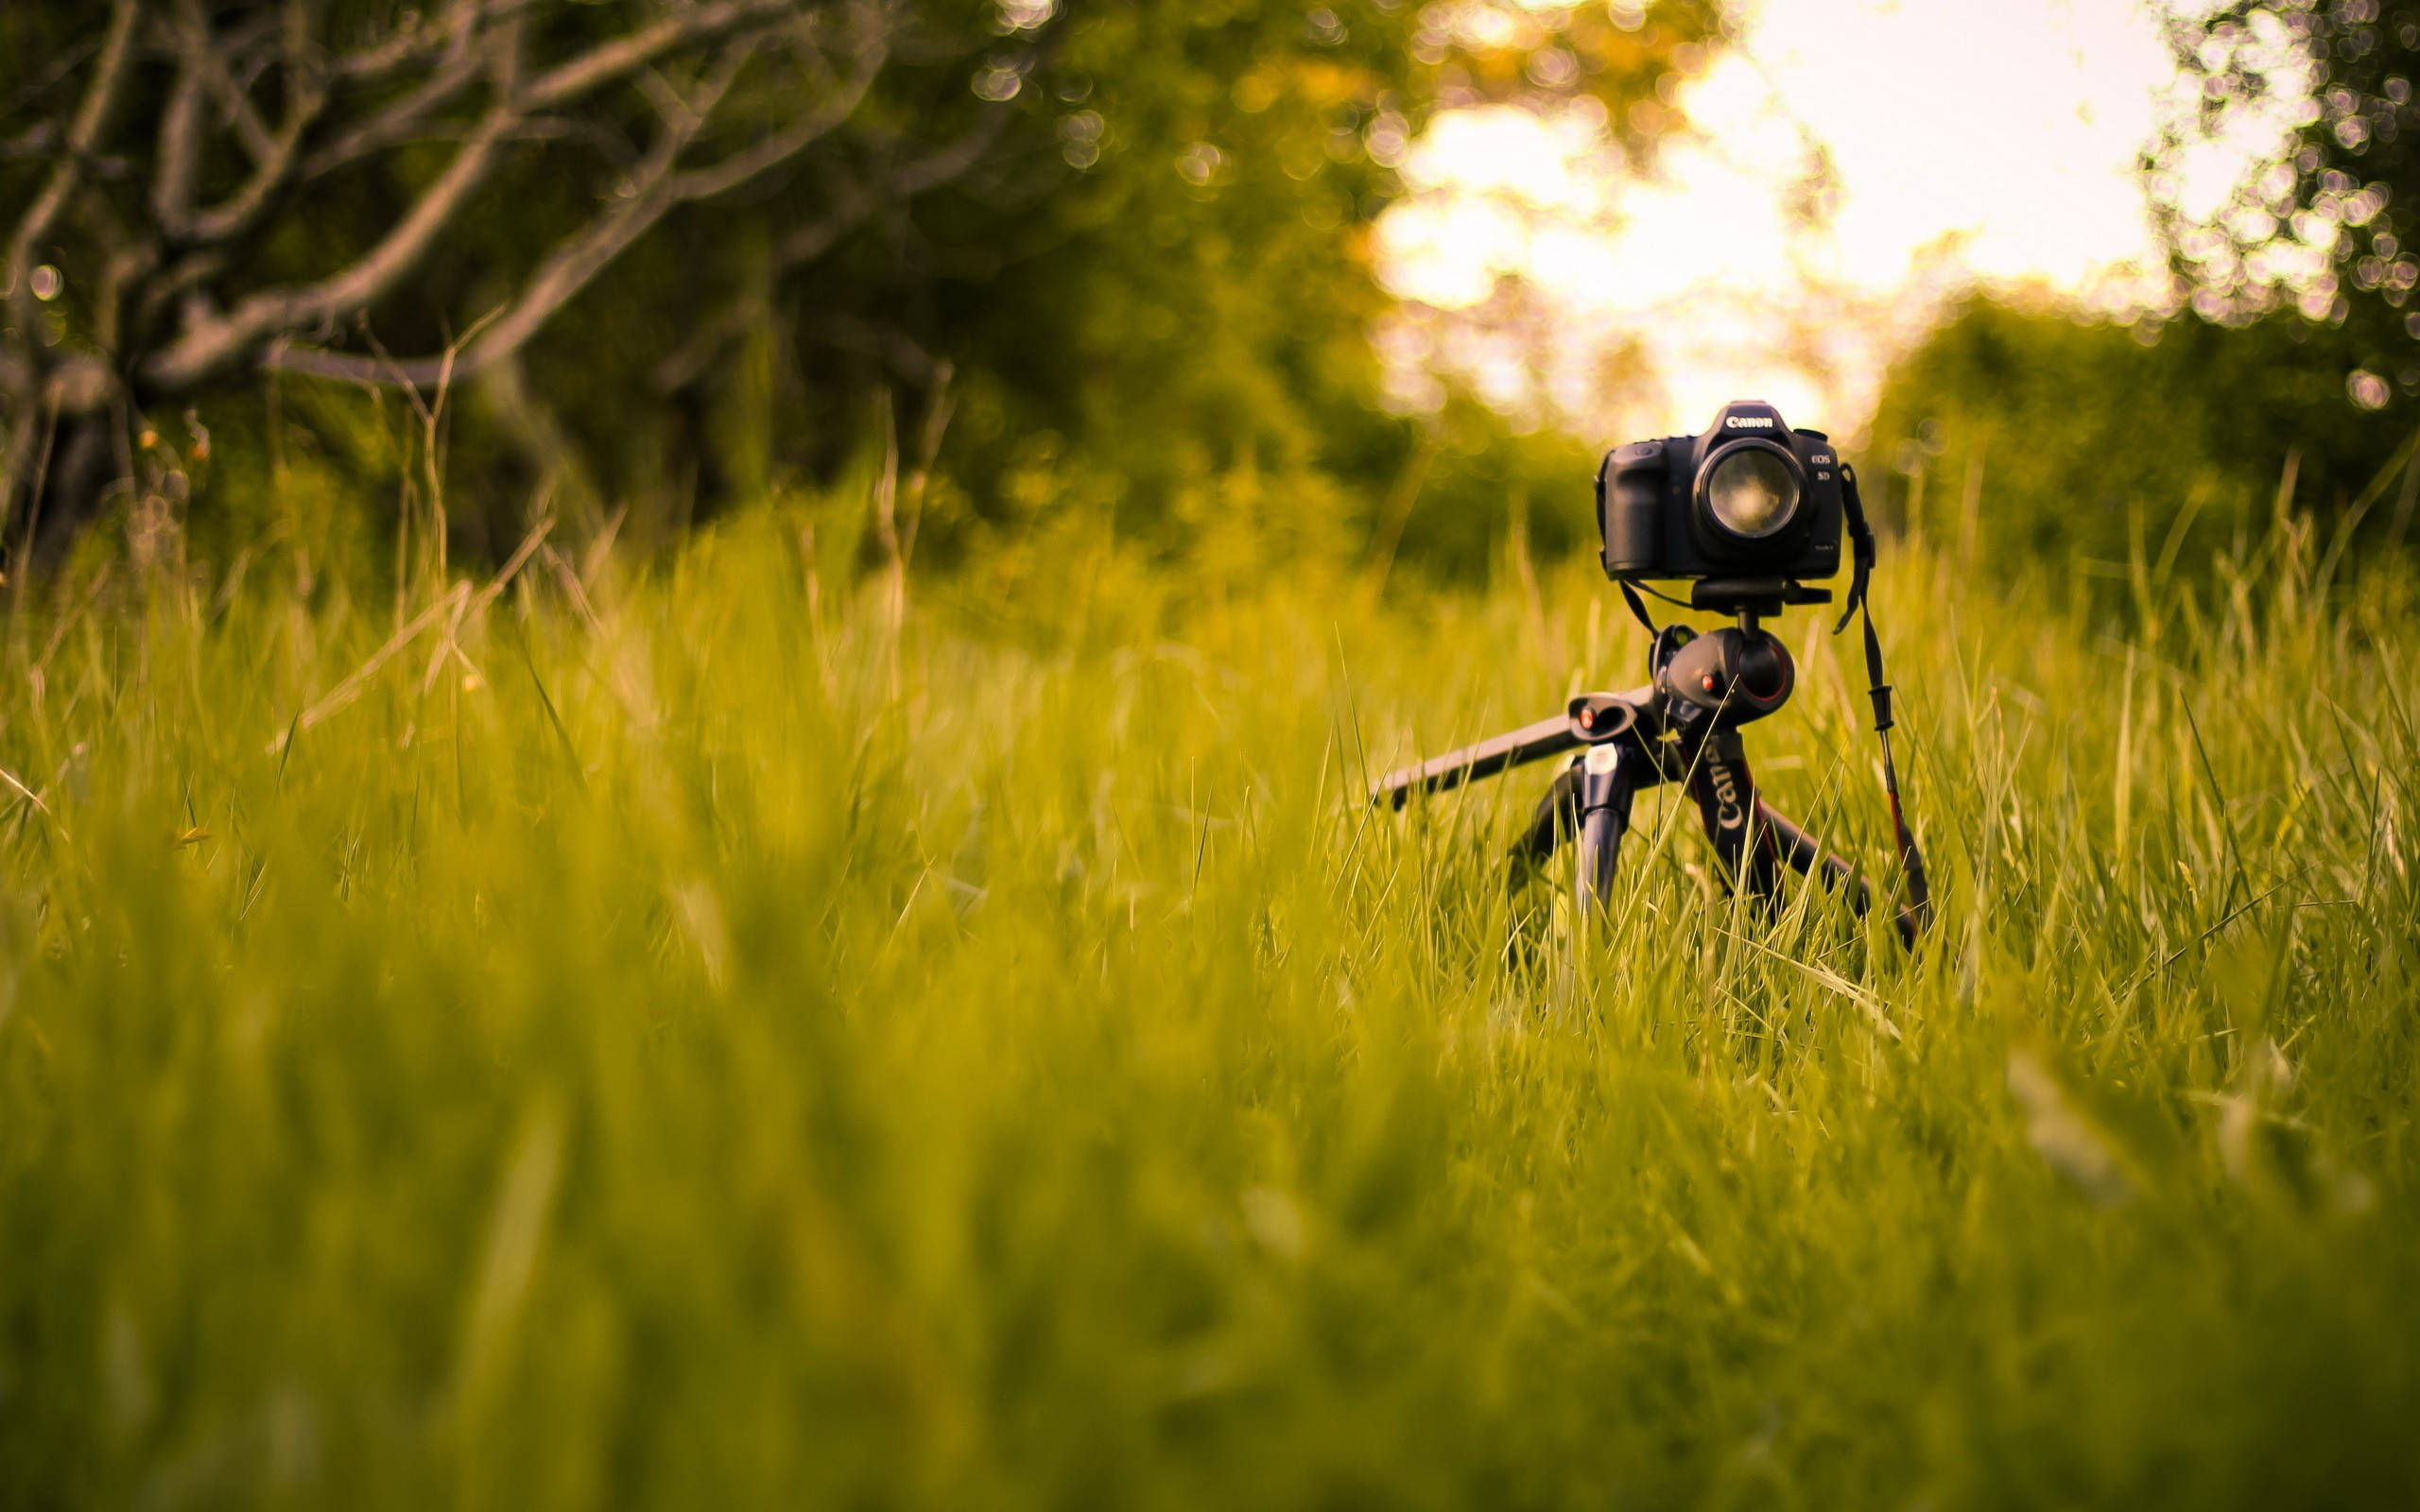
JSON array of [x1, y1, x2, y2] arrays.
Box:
[[1616, 577, 1661, 637], [1836, 464, 1934, 945]]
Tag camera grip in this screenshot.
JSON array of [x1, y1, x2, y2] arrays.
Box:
[[1598, 443, 1664, 576]]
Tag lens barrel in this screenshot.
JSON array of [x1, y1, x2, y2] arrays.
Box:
[[1697, 440, 1802, 541]]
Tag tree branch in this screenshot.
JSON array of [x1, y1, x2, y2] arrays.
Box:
[[666, 27, 886, 200], [167, 0, 274, 163], [1, 122, 61, 160], [7, 0, 144, 333], [518, 0, 801, 112], [299, 36, 491, 179], [767, 105, 1006, 270], [182, 50, 330, 246], [331, 0, 485, 81], [3, 1, 142, 541], [0, 37, 101, 134], [131, 246, 229, 339], [143, 99, 519, 391], [265, 38, 758, 391], [150, 61, 206, 233], [271, 15, 890, 392], [880, 102, 1009, 203], [302, 0, 802, 185]]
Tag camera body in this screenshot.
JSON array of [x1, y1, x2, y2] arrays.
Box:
[[1596, 400, 1843, 584]]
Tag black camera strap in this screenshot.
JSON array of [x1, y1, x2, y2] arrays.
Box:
[[1836, 463, 1933, 944], [1616, 577, 1661, 637]]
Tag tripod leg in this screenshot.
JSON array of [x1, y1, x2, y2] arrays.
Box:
[[1754, 799, 1867, 906], [1510, 764, 1583, 869], [1756, 799, 1924, 948], [1685, 731, 1782, 907], [1573, 743, 1644, 916]]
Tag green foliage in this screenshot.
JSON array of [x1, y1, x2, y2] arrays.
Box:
[[1382, 396, 1603, 582], [1, 0, 1723, 575], [1865, 294, 2415, 584], [911, 2, 1721, 567], [524, 0, 1713, 573], [3, 480, 2420, 1504]]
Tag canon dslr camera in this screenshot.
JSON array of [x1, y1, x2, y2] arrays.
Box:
[[1596, 400, 1842, 590]]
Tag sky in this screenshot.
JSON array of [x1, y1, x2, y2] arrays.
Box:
[[1373, 0, 2290, 440]]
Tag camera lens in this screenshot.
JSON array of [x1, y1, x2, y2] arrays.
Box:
[[1703, 447, 1800, 539]]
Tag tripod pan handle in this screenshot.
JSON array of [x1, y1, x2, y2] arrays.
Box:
[[1372, 697, 1637, 809]]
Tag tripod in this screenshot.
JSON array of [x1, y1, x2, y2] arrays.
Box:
[[1373, 581, 1930, 947]]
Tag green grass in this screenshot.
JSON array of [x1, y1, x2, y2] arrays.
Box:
[[3, 500, 2418, 1508]]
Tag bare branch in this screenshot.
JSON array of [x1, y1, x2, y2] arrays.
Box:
[[151, 61, 207, 234], [632, 64, 712, 134], [4, 1, 143, 536], [302, 0, 800, 185], [648, 308, 755, 396], [7, 0, 144, 327], [228, 14, 290, 97], [1, 38, 101, 131], [271, 19, 889, 392], [129, 246, 227, 345], [269, 101, 722, 387], [147, 2, 330, 248], [775, 190, 873, 267], [519, 0, 800, 112], [668, 50, 880, 199], [269, 38, 754, 392], [893, 105, 1009, 197], [182, 58, 331, 246], [1, 122, 61, 160], [283, 0, 320, 60], [332, 0, 483, 80], [646, 97, 1006, 390], [167, 0, 274, 163], [763, 106, 1008, 271], [298, 43, 490, 180], [143, 101, 518, 391], [94, 217, 159, 354], [508, 114, 641, 167]]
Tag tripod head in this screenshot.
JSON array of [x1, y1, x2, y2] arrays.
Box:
[[1653, 621, 1793, 732], [1681, 576, 1833, 618]]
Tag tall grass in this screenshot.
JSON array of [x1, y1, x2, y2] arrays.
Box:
[[2, 495, 2416, 1507]]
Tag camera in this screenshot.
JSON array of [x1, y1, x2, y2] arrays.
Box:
[[1596, 400, 1843, 586]]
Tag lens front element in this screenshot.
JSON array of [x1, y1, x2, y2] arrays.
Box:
[[1703, 446, 1800, 540]]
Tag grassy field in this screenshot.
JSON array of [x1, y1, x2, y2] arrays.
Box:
[[2, 497, 2417, 1508]]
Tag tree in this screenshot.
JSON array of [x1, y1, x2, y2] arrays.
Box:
[[0, 1, 1014, 548], [2150, 0, 2420, 431], [0, 1, 1727, 565], [2152, 0, 2420, 328], [1865, 294, 2412, 584]]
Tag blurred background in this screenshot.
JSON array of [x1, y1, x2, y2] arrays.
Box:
[[3, 0, 2414, 595], [14, 12, 2420, 1502]]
